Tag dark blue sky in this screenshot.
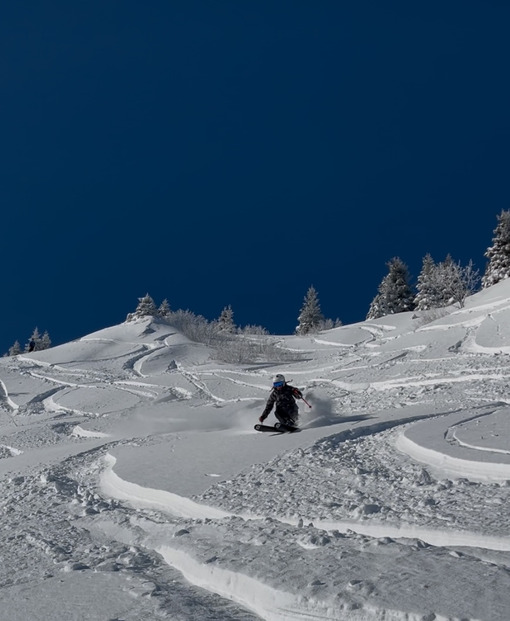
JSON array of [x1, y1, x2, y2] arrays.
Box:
[[2, 1, 510, 353]]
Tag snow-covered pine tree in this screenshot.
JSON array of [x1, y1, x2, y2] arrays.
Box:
[[416, 254, 480, 311], [40, 331, 52, 350], [158, 299, 171, 317], [437, 254, 463, 306], [296, 285, 324, 335], [7, 340, 22, 356], [482, 209, 510, 288], [414, 253, 443, 310], [365, 292, 384, 321], [127, 293, 158, 321], [216, 305, 236, 333], [366, 257, 415, 319]]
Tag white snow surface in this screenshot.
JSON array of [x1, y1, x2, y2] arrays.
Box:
[[3, 282, 510, 619]]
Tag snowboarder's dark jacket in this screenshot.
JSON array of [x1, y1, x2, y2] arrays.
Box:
[[260, 383, 303, 422]]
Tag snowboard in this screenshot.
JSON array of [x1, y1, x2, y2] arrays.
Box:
[[254, 422, 300, 433]]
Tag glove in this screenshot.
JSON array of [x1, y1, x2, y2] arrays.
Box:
[[259, 414, 267, 423]]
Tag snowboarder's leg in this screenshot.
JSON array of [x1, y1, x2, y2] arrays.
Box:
[[275, 404, 299, 427]]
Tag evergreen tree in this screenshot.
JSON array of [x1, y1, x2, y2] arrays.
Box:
[[296, 285, 324, 335], [40, 331, 52, 350], [415, 254, 443, 310], [216, 305, 236, 333], [367, 257, 415, 319], [415, 254, 480, 311], [158, 299, 171, 317], [365, 292, 384, 321], [7, 340, 22, 356], [128, 293, 158, 320], [437, 254, 463, 306], [482, 209, 510, 288]]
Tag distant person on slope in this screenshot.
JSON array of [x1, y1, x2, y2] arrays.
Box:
[[259, 374, 303, 427]]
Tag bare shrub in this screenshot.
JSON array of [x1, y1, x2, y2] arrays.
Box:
[[164, 310, 301, 364], [414, 307, 450, 328]]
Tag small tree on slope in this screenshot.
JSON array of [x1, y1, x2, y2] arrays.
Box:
[[6, 340, 22, 356], [158, 299, 171, 317], [415, 254, 480, 311], [367, 257, 415, 320], [127, 293, 158, 321], [216, 305, 236, 334], [438, 254, 481, 308], [436, 254, 464, 307], [414, 254, 443, 310], [482, 209, 510, 288], [296, 285, 324, 335], [40, 331, 52, 350]]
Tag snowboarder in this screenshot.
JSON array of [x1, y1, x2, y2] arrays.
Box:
[[259, 374, 303, 428]]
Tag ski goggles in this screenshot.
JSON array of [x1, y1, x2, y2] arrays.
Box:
[[273, 381, 284, 388]]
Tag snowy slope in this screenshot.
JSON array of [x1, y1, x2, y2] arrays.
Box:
[[2, 281, 510, 619]]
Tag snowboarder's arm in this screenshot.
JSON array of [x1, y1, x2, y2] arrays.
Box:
[[292, 387, 303, 399], [259, 391, 276, 421]]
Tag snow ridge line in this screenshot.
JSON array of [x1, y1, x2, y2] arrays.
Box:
[[100, 454, 230, 519], [100, 453, 510, 552], [0, 377, 18, 411], [157, 545, 410, 621], [452, 429, 510, 455], [307, 408, 465, 447], [396, 432, 510, 483], [279, 516, 510, 552], [157, 546, 301, 621], [395, 404, 510, 482]]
